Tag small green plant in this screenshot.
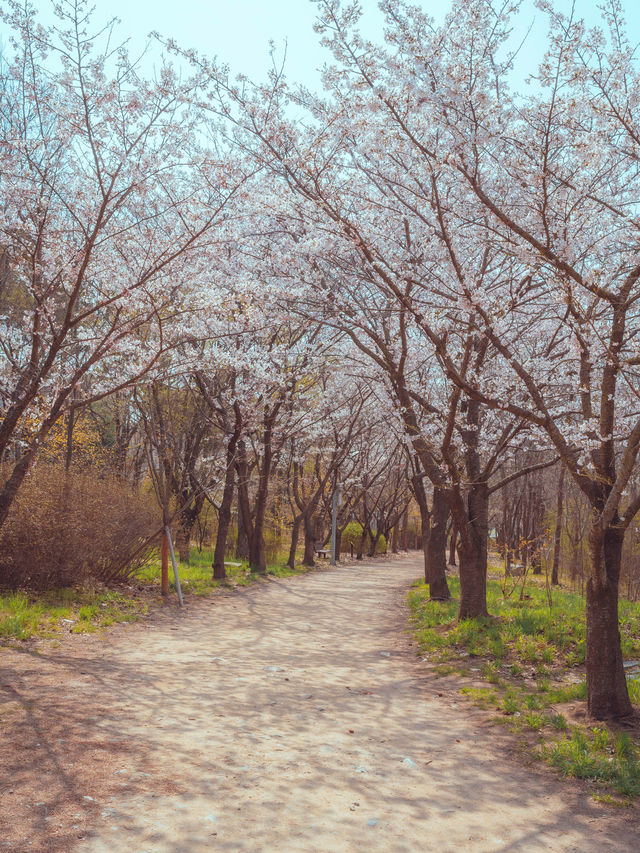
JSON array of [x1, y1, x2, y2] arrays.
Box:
[[459, 686, 500, 709], [591, 793, 632, 807], [616, 732, 634, 761], [536, 677, 551, 693], [592, 728, 610, 750], [525, 711, 545, 731], [481, 662, 501, 684], [549, 713, 568, 731], [503, 690, 520, 715], [540, 646, 555, 664], [525, 693, 541, 710]]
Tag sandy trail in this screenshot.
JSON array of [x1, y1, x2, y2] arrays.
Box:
[[1, 554, 639, 852]]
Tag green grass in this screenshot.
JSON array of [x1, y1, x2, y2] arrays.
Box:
[[0, 545, 323, 641], [408, 574, 640, 798], [545, 729, 640, 796], [0, 588, 147, 640], [408, 575, 640, 670], [139, 545, 315, 596]]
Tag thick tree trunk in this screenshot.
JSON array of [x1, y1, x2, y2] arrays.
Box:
[[551, 467, 565, 586], [234, 442, 251, 561], [585, 524, 633, 719], [458, 539, 488, 618], [236, 513, 249, 560], [413, 476, 449, 600], [426, 488, 450, 601], [213, 435, 238, 580], [457, 483, 489, 618], [288, 515, 302, 569], [249, 530, 267, 574], [248, 409, 278, 576]]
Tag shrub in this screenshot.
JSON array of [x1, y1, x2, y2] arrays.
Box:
[[0, 464, 158, 589], [340, 521, 387, 554]]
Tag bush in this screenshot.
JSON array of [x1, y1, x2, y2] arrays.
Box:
[[0, 464, 158, 589], [340, 522, 387, 554]]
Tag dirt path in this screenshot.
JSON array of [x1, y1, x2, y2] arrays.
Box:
[[1, 555, 639, 852]]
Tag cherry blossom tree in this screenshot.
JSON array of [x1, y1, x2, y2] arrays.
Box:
[[0, 0, 248, 530], [326, 0, 640, 718]]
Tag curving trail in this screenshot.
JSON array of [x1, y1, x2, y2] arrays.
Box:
[[1, 555, 639, 852]]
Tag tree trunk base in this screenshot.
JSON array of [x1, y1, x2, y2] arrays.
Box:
[[212, 562, 226, 581], [586, 576, 633, 720], [457, 545, 488, 619]]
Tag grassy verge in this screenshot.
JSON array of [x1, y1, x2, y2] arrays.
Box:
[[138, 545, 316, 596], [0, 546, 322, 641], [408, 575, 640, 800], [0, 588, 147, 640]]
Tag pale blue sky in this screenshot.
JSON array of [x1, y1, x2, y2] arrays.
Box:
[[8, 1, 640, 88]]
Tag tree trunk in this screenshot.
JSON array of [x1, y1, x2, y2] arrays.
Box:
[[335, 525, 344, 560], [448, 524, 457, 566], [356, 528, 366, 560], [287, 515, 302, 569], [248, 409, 277, 575], [458, 539, 488, 618], [551, 467, 565, 586], [410, 473, 431, 584], [368, 531, 381, 557], [391, 523, 399, 554], [531, 548, 542, 575], [400, 507, 408, 551], [249, 530, 267, 574], [426, 488, 450, 601], [176, 502, 200, 564], [175, 526, 191, 564], [161, 529, 169, 597], [456, 483, 489, 618], [236, 510, 249, 560], [302, 515, 315, 566], [213, 435, 238, 580], [585, 523, 633, 719], [236, 500, 249, 560], [235, 442, 251, 561], [0, 445, 43, 531]]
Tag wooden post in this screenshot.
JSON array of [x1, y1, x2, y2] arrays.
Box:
[[161, 529, 169, 597]]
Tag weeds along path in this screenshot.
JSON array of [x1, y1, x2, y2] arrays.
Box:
[[1, 555, 639, 852]]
